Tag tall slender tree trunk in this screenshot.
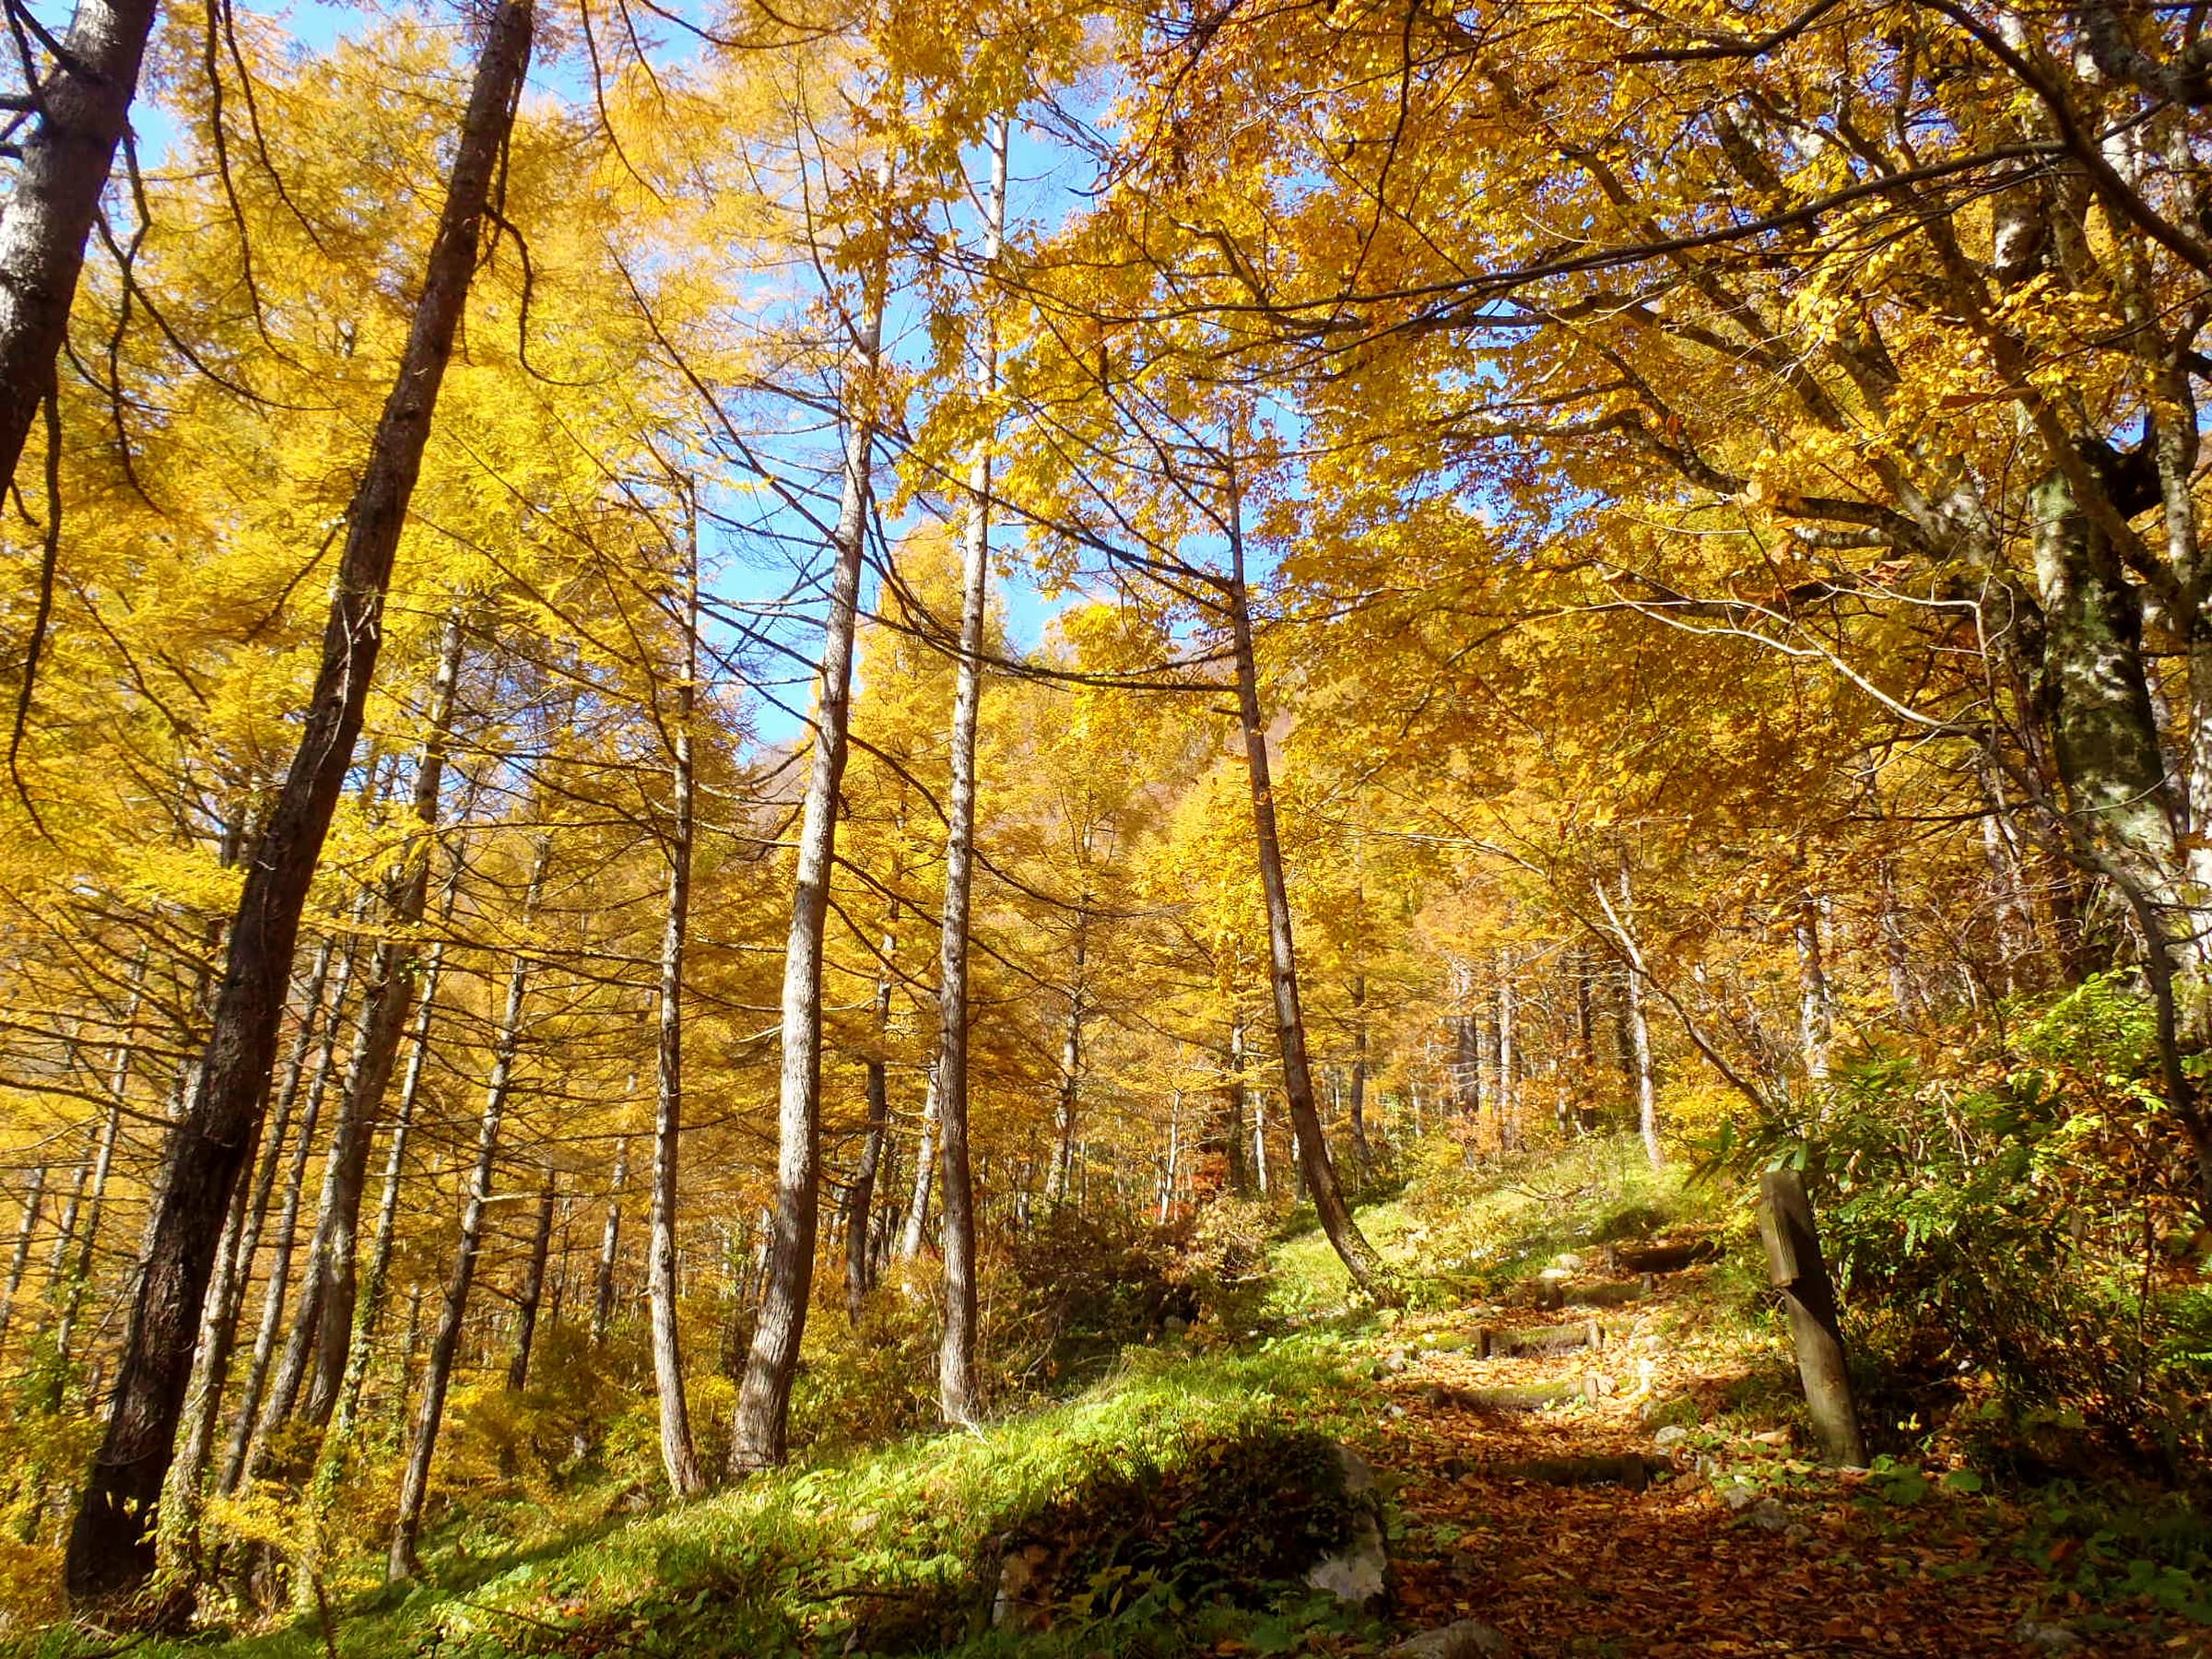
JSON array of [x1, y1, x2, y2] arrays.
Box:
[[311, 884, 453, 1488], [1046, 891, 1090, 1209], [650, 530, 705, 1498], [733, 204, 888, 1473], [0, 0, 159, 493], [389, 830, 548, 1581], [39, 968, 137, 1359], [593, 1136, 628, 1347], [65, 1, 534, 1598], [224, 939, 358, 1491], [0, 1167, 46, 1350], [508, 1160, 557, 1392], [932, 123, 1007, 1428], [847, 900, 893, 1324], [899, 1071, 939, 1260], [162, 943, 333, 1537], [1347, 974, 1371, 1172], [1495, 949, 1517, 1152], [1794, 895, 1833, 1096], [1618, 857, 1664, 1171], [292, 615, 468, 1431], [1223, 504, 1394, 1304]]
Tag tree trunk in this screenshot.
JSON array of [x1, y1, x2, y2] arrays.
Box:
[[224, 938, 359, 1491], [1224, 515, 1394, 1304], [1794, 895, 1833, 1097], [593, 1137, 628, 1347], [296, 614, 468, 1430], [650, 535, 705, 1498], [0, 0, 159, 493], [0, 1166, 46, 1351], [932, 115, 1006, 1430], [162, 942, 334, 1536], [509, 1161, 557, 1392], [1757, 1169, 1866, 1467], [1617, 858, 1664, 1171], [311, 893, 452, 1484], [65, 0, 533, 1599], [1347, 974, 1371, 1172], [1495, 949, 1517, 1152], [899, 1070, 938, 1260], [732, 209, 887, 1473], [388, 830, 548, 1581], [1049, 922, 1086, 1206], [846, 973, 890, 1325]]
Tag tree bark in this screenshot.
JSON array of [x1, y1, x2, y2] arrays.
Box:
[[1617, 858, 1664, 1171], [934, 121, 1007, 1429], [846, 947, 890, 1324], [650, 533, 705, 1498], [1757, 1169, 1866, 1468], [0, 1166, 46, 1351], [1224, 510, 1394, 1303], [898, 1069, 938, 1259], [508, 1160, 557, 1392], [294, 614, 468, 1430], [224, 938, 358, 1491], [163, 941, 333, 1533], [593, 1136, 628, 1347], [1347, 974, 1371, 1172], [388, 830, 548, 1581], [0, 0, 159, 493], [65, 0, 534, 1596], [732, 204, 887, 1472]]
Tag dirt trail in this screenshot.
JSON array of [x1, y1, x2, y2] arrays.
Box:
[[1348, 1263, 2196, 1659]]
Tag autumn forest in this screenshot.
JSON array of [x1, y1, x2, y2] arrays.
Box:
[[0, 0, 2208, 1648]]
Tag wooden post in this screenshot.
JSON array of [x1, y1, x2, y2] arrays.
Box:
[[1758, 1168, 1866, 1467]]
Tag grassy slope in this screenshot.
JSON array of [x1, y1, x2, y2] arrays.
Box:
[[35, 1139, 1768, 1659]]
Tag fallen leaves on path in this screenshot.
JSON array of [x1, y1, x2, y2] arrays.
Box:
[[1347, 1272, 2206, 1659]]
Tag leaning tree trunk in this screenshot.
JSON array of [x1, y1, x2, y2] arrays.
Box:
[[933, 115, 1006, 1430], [0, 0, 159, 494], [732, 211, 888, 1473], [649, 535, 705, 1498], [388, 831, 548, 1581], [64, 0, 534, 1599], [1223, 517, 1395, 1305]]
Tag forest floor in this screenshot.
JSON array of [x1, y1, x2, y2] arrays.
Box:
[[40, 1149, 2212, 1659], [1354, 1259, 2199, 1659]]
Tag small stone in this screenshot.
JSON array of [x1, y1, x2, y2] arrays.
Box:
[[993, 1543, 1053, 1630], [1163, 1314, 1189, 1336], [2012, 1619, 2083, 1653], [1306, 1446, 1389, 1608], [1716, 1479, 1759, 1512], [1653, 1424, 1690, 1448], [1386, 1404, 1406, 1418], [1783, 1523, 1813, 1545], [1553, 1253, 1584, 1270], [1747, 1498, 1792, 1532], [1387, 1618, 1511, 1659]]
